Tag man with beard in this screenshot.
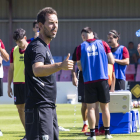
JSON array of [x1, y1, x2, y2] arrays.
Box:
[[24, 7, 74, 140], [27, 20, 39, 43], [107, 30, 129, 90]]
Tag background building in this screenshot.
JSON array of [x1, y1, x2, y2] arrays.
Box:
[[0, 0, 140, 56]]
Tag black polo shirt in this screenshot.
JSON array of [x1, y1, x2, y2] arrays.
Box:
[[24, 37, 56, 109], [72, 47, 84, 83]]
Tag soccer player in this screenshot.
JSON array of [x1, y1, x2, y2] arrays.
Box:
[[27, 20, 39, 43], [8, 28, 28, 140], [0, 39, 9, 136], [24, 7, 74, 140], [72, 32, 99, 133], [76, 27, 114, 140], [108, 30, 129, 90], [27, 20, 51, 49]]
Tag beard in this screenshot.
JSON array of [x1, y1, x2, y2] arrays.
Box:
[[108, 42, 113, 46], [43, 26, 56, 39]]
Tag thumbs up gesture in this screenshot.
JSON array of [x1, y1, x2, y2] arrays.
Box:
[[61, 53, 74, 70]]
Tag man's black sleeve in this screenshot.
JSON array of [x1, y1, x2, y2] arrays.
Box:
[[31, 45, 46, 65], [72, 47, 77, 61]]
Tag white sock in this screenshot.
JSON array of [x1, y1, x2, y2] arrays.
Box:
[[83, 121, 88, 125]]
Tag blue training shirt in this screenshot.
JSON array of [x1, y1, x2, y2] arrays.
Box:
[[80, 40, 108, 82]]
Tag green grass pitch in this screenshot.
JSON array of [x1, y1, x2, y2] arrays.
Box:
[[0, 104, 140, 140]]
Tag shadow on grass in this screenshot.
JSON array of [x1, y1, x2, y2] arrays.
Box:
[[63, 127, 82, 130], [60, 139, 86, 140], [59, 132, 85, 137], [3, 131, 25, 138], [3, 131, 23, 134]]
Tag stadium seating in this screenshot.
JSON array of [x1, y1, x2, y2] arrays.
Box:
[[136, 65, 140, 81], [136, 73, 140, 81], [64, 56, 72, 60], [3, 66, 9, 82], [2, 60, 10, 83], [3, 58, 140, 82], [55, 71, 61, 81], [136, 64, 140, 74], [125, 64, 136, 81], [126, 64, 135, 74], [126, 74, 135, 81], [53, 56, 62, 63], [60, 70, 72, 81]]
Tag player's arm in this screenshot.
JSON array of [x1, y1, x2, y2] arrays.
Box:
[[33, 53, 74, 77], [114, 58, 129, 65], [115, 47, 129, 65], [77, 61, 82, 71], [71, 61, 78, 86], [0, 43, 9, 62], [0, 56, 2, 67], [102, 41, 114, 64], [7, 63, 14, 98], [71, 47, 78, 86], [107, 52, 115, 64], [110, 72, 115, 92]]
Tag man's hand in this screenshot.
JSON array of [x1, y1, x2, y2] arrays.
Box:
[[72, 76, 78, 86], [61, 53, 74, 70], [114, 58, 129, 65], [137, 44, 140, 55], [8, 86, 13, 98], [0, 56, 2, 67], [110, 89, 115, 92]]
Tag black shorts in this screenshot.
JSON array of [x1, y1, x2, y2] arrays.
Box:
[[85, 80, 110, 104], [78, 81, 85, 103], [0, 78, 3, 96], [14, 84, 26, 105], [25, 107, 59, 140], [115, 79, 125, 90]]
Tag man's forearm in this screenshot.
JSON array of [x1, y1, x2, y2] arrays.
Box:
[[110, 72, 115, 91], [77, 61, 82, 71], [33, 62, 62, 77], [72, 71, 77, 78], [115, 58, 129, 65], [8, 69, 13, 87], [0, 56, 2, 67], [71, 61, 76, 77], [0, 48, 9, 62]]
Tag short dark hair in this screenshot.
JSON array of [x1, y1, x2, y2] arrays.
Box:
[[93, 32, 98, 39], [108, 30, 120, 40], [33, 20, 37, 28], [81, 27, 93, 34], [13, 28, 26, 41], [37, 7, 57, 24]]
